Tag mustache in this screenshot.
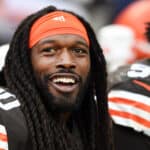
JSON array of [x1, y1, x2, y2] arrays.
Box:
[[44, 68, 81, 82]]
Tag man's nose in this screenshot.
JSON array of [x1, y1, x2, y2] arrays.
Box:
[[56, 49, 76, 69]]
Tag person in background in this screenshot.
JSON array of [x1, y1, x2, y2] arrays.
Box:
[[108, 23, 150, 150], [0, 5, 113, 150], [114, 0, 150, 61], [108, 58, 150, 150]]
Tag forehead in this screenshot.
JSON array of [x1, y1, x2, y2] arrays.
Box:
[[37, 34, 88, 45]]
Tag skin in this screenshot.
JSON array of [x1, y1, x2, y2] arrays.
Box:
[[31, 34, 91, 121]]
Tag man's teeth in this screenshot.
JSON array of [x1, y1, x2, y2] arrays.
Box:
[[53, 78, 75, 84]]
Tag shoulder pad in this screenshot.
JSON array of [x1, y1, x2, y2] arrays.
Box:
[[108, 58, 150, 89]]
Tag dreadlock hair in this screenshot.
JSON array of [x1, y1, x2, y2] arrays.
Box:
[[3, 5, 113, 150], [145, 22, 150, 42]]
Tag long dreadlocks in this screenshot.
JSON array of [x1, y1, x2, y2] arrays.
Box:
[[3, 6, 113, 150], [145, 22, 150, 42]]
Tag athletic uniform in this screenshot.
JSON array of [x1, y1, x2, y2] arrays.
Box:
[[108, 59, 150, 150], [0, 87, 31, 150]]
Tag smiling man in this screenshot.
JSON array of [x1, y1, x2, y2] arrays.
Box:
[[31, 33, 90, 113], [0, 6, 113, 150]]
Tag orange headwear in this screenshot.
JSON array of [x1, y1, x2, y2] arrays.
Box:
[[29, 11, 90, 48]]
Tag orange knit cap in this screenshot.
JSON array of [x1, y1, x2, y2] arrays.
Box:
[[29, 11, 90, 48]]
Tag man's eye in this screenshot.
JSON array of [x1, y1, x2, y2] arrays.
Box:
[[42, 48, 56, 53], [72, 48, 87, 54]]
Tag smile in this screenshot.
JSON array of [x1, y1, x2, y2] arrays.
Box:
[[49, 73, 80, 93], [53, 77, 76, 85]]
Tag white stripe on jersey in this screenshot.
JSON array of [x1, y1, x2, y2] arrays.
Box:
[[0, 92, 16, 99], [0, 88, 20, 110], [0, 88, 5, 94], [109, 101, 150, 120], [0, 101, 20, 111], [109, 90, 150, 106], [109, 89, 150, 137]]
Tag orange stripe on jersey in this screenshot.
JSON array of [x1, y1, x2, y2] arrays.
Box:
[[0, 133, 7, 142], [109, 97, 150, 113], [133, 79, 150, 91], [109, 109, 150, 128]]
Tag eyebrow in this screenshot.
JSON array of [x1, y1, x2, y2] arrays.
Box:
[[75, 41, 89, 48], [38, 39, 89, 48]]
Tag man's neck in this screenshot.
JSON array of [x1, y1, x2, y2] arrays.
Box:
[[53, 112, 71, 126]]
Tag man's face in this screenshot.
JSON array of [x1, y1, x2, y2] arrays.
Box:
[[31, 34, 91, 112]]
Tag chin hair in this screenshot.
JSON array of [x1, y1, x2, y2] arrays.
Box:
[[35, 73, 90, 113], [43, 91, 85, 113]]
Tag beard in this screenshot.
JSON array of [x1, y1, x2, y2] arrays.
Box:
[[35, 72, 90, 113]]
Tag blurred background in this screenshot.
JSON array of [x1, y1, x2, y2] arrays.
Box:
[[0, 0, 150, 72]]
